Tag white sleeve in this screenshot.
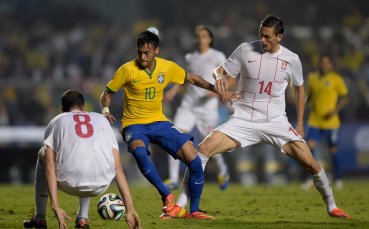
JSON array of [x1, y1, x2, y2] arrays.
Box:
[[291, 56, 304, 86], [110, 128, 119, 151], [223, 44, 243, 78], [217, 52, 227, 66], [43, 120, 57, 150], [103, 118, 119, 150]]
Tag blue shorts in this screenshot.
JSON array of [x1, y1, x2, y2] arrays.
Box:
[[122, 121, 193, 159], [306, 126, 339, 147]]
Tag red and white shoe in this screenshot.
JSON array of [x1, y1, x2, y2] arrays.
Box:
[[329, 208, 350, 219], [160, 205, 187, 220], [186, 210, 215, 220], [162, 193, 175, 213]]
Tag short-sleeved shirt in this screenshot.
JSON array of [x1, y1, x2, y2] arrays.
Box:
[[223, 41, 304, 123], [44, 111, 118, 188], [182, 48, 226, 105], [307, 71, 348, 129], [106, 57, 187, 128]]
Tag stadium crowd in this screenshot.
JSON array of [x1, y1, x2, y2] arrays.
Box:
[[1, 0, 369, 127]]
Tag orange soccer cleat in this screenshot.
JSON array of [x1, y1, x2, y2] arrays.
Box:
[[162, 193, 175, 213], [186, 210, 215, 220], [329, 208, 350, 219], [160, 205, 187, 220]]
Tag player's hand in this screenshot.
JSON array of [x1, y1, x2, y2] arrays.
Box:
[[125, 210, 141, 229], [52, 207, 72, 229], [215, 77, 228, 94], [104, 112, 116, 125], [295, 122, 304, 138], [323, 110, 337, 120], [218, 91, 242, 103]]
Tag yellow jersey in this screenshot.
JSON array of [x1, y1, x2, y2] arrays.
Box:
[[106, 57, 186, 128], [307, 71, 348, 129]]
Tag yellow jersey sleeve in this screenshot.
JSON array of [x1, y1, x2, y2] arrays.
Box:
[[335, 75, 348, 96], [167, 62, 187, 84], [106, 65, 132, 92]]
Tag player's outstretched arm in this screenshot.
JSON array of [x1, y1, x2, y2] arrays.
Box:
[[186, 71, 237, 102], [113, 148, 141, 229], [164, 84, 183, 102], [45, 146, 72, 229], [100, 89, 116, 125], [294, 85, 305, 137]]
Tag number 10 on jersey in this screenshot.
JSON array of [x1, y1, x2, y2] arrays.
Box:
[[145, 87, 156, 100]]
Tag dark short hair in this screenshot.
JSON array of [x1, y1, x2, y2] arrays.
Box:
[[261, 15, 284, 35], [61, 89, 84, 112], [196, 25, 214, 47], [320, 53, 332, 62], [137, 30, 160, 48]]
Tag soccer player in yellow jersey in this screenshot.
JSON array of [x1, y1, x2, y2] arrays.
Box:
[[100, 31, 233, 220], [305, 54, 349, 189]]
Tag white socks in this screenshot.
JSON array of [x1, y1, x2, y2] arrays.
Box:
[[76, 197, 91, 220], [169, 153, 227, 184], [35, 160, 48, 221], [312, 168, 337, 212], [168, 155, 180, 183], [213, 154, 228, 176], [176, 153, 209, 208]]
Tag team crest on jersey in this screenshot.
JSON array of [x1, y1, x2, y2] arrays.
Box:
[[157, 72, 165, 84]]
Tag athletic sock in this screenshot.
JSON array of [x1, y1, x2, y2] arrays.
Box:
[[34, 160, 48, 221], [312, 168, 337, 212], [331, 153, 343, 180], [214, 153, 228, 176], [132, 147, 170, 200], [168, 155, 180, 183], [187, 156, 204, 213], [176, 153, 209, 209], [76, 197, 91, 220]]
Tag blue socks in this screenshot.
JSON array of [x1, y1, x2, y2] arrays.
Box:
[[187, 156, 204, 213], [132, 147, 170, 200], [331, 153, 343, 180]]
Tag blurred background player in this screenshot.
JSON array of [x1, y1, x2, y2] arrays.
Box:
[[100, 31, 234, 219], [302, 54, 349, 190], [24, 89, 140, 229], [164, 25, 230, 191]]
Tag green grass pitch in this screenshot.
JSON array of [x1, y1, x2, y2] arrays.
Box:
[[0, 181, 368, 228]]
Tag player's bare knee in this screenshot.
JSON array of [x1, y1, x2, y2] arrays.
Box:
[[128, 140, 146, 152], [197, 142, 211, 157]]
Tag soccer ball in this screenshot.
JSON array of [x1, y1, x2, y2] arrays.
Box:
[[97, 193, 125, 220]]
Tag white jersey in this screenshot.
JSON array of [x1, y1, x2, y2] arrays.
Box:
[[44, 111, 118, 189], [223, 41, 304, 123], [182, 48, 226, 109]]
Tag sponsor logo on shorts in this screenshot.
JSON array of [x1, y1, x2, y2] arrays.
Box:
[[125, 131, 132, 142]]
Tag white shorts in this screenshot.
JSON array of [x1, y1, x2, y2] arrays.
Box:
[[213, 117, 305, 152], [58, 182, 109, 197], [38, 147, 110, 197], [174, 105, 218, 136]]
